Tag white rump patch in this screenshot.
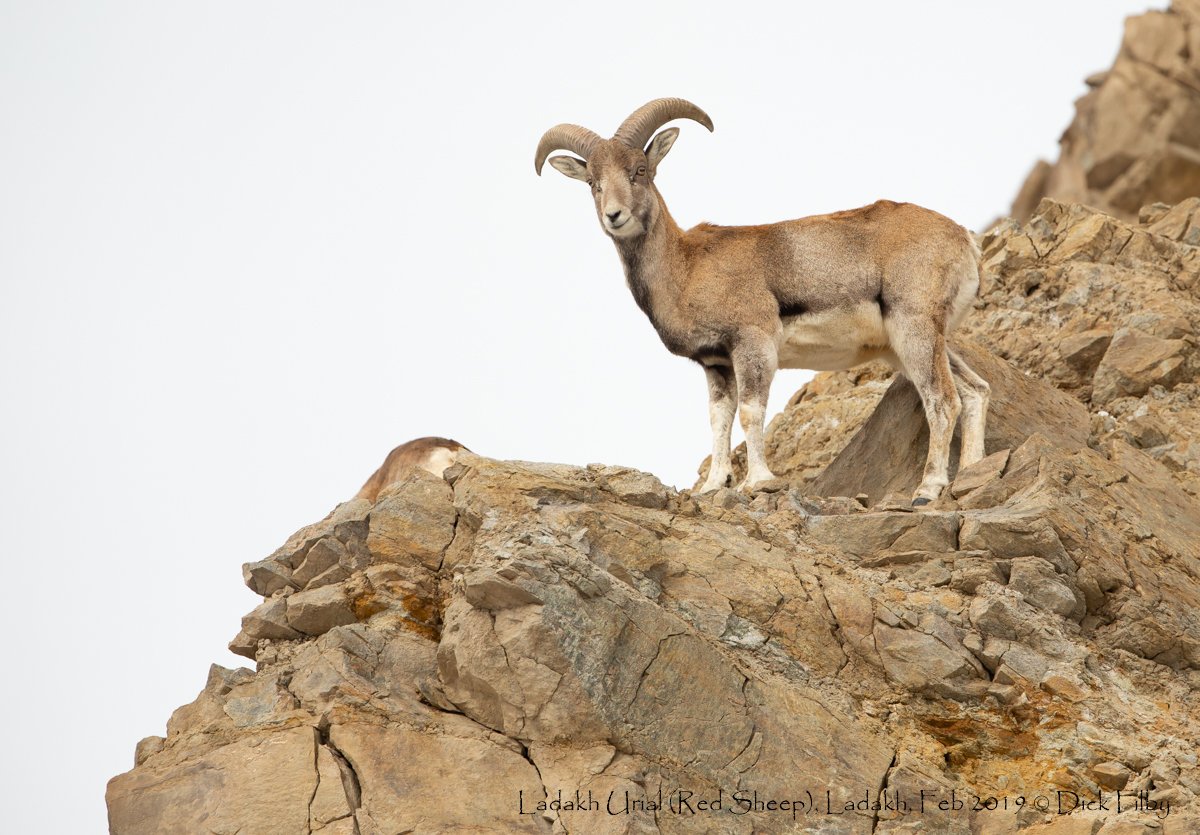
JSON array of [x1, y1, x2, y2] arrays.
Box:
[[421, 447, 459, 478]]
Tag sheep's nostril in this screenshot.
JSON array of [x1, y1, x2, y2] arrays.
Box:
[[606, 210, 623, 222]]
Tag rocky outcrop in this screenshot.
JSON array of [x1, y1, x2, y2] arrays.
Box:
[[109, 193, 1200, 833], [1012, 1, 1200, 221], [970, 198, 1200, 498], [809, 339, 1091, 505], [109, 451, 1200, 832]]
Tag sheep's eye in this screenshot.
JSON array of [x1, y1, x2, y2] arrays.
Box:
[[637, 165, 646, 176]]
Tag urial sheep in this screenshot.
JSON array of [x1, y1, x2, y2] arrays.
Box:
[[356, 437, 467, 502], [536, 98, 988, 505]]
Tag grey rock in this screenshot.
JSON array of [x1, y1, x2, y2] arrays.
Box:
[[806, 511, 958, 558], [950, 448, 1010, 499], [1008, 556, 1083, 619], [592, 465, 670, 509], [969, 594, 1031, 641], [959, 508, 1072, 572], [949, 556, 1008, 593], [292, 536, 347, 588], [242, 558, 296, 596], [223, 673, 298, 728], [242, 596, 303, 641], [1093, 327, 1188, 404], [874, 622, 986, 699], [286, 585, 358, 636]]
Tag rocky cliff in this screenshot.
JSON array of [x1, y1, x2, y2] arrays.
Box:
[[107, 200, 1200, 833], [1012, 0, 1200, 221]]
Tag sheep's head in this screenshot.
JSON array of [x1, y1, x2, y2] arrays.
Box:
[[536, 98, 713, 240]]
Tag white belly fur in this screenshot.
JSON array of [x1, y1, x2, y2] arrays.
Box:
[[776, 303, 892, 371]]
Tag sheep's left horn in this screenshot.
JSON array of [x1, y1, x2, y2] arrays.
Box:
[[534, 124, 603, 175], [613, 98, 713, 151]]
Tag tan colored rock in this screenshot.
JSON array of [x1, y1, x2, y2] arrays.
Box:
[[951, 449, 1010, 499], [286, 584, 357, 636], [1092, 328, 1189, 403], [366, 469, 457, 570], [241, 595, 302, 642], [329, 722, 548, 834], [222, 672, 299, 728], [806, 511, 959, 558], [132, 735, 163, 767], [874, 621, 986, 699], [292, 536, 347, 587], [264, 499, 371, 571], [228, 629, 258, 661], [949, 556, 1007, 594], [107, 727, 319, 835], [1011, 4, 1200, 220], [1148, 196, 1200, 244], [1092, 761, 1133, 791], [1059, 329, 1113, 378], [965, 202, 1200, 485], [959, 509, 1070, 570], [1007, 556, 1083, 620], [591, 464, 669, 509], [309, 743, 355, 831], [1040, 672, 1087, 702], [969, 593, 1033, 641]]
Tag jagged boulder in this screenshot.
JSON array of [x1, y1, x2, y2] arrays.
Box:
[[1012, 1, 1200, 221], [810, 339, 1090, 504], [968, 199, 1200, 497]]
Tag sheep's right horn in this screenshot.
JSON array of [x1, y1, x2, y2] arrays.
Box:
[[534, 124, 603, 175], [613, 98, 713, 151]]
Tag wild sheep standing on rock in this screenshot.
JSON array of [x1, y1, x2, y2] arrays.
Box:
[[536, 98, 989, 505], [356, 437, 467, 502]]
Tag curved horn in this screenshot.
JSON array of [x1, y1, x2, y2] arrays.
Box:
[[534, 124, 603, 175], [613, 98, 714, 150]]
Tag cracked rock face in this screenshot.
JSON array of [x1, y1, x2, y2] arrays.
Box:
[[108, 200, 1200, 834], [1012, 1, 1200, 222], [970, 199, 1200, 499]]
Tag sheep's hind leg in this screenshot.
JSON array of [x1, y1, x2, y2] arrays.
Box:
[[731, 332, 778, 490], [698, 365, 736, 492], [948, 348, 990, 471], [887, 317, 962, 506]]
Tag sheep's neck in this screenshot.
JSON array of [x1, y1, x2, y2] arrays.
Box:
[[613, 190, 684, 331]]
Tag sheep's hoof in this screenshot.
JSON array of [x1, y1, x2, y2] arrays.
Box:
[[739, 476, 785, 493], [911, 497, 933, 507]]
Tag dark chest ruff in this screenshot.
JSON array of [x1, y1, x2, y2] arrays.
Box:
[[618, 248, 721, 363]]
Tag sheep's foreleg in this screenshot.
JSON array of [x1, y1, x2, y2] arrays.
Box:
[[698, 365, 737, 492], [732, 332, 778, 490]]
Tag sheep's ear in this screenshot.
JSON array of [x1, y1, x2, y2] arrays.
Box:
[[548, 155, 589, 182], [645, 127, 679, 173]]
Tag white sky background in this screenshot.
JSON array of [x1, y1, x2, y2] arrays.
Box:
[[0, 1, 1155, 829]]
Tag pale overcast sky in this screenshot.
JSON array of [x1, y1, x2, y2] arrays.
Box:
[[0, 1, 1155, 830]]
